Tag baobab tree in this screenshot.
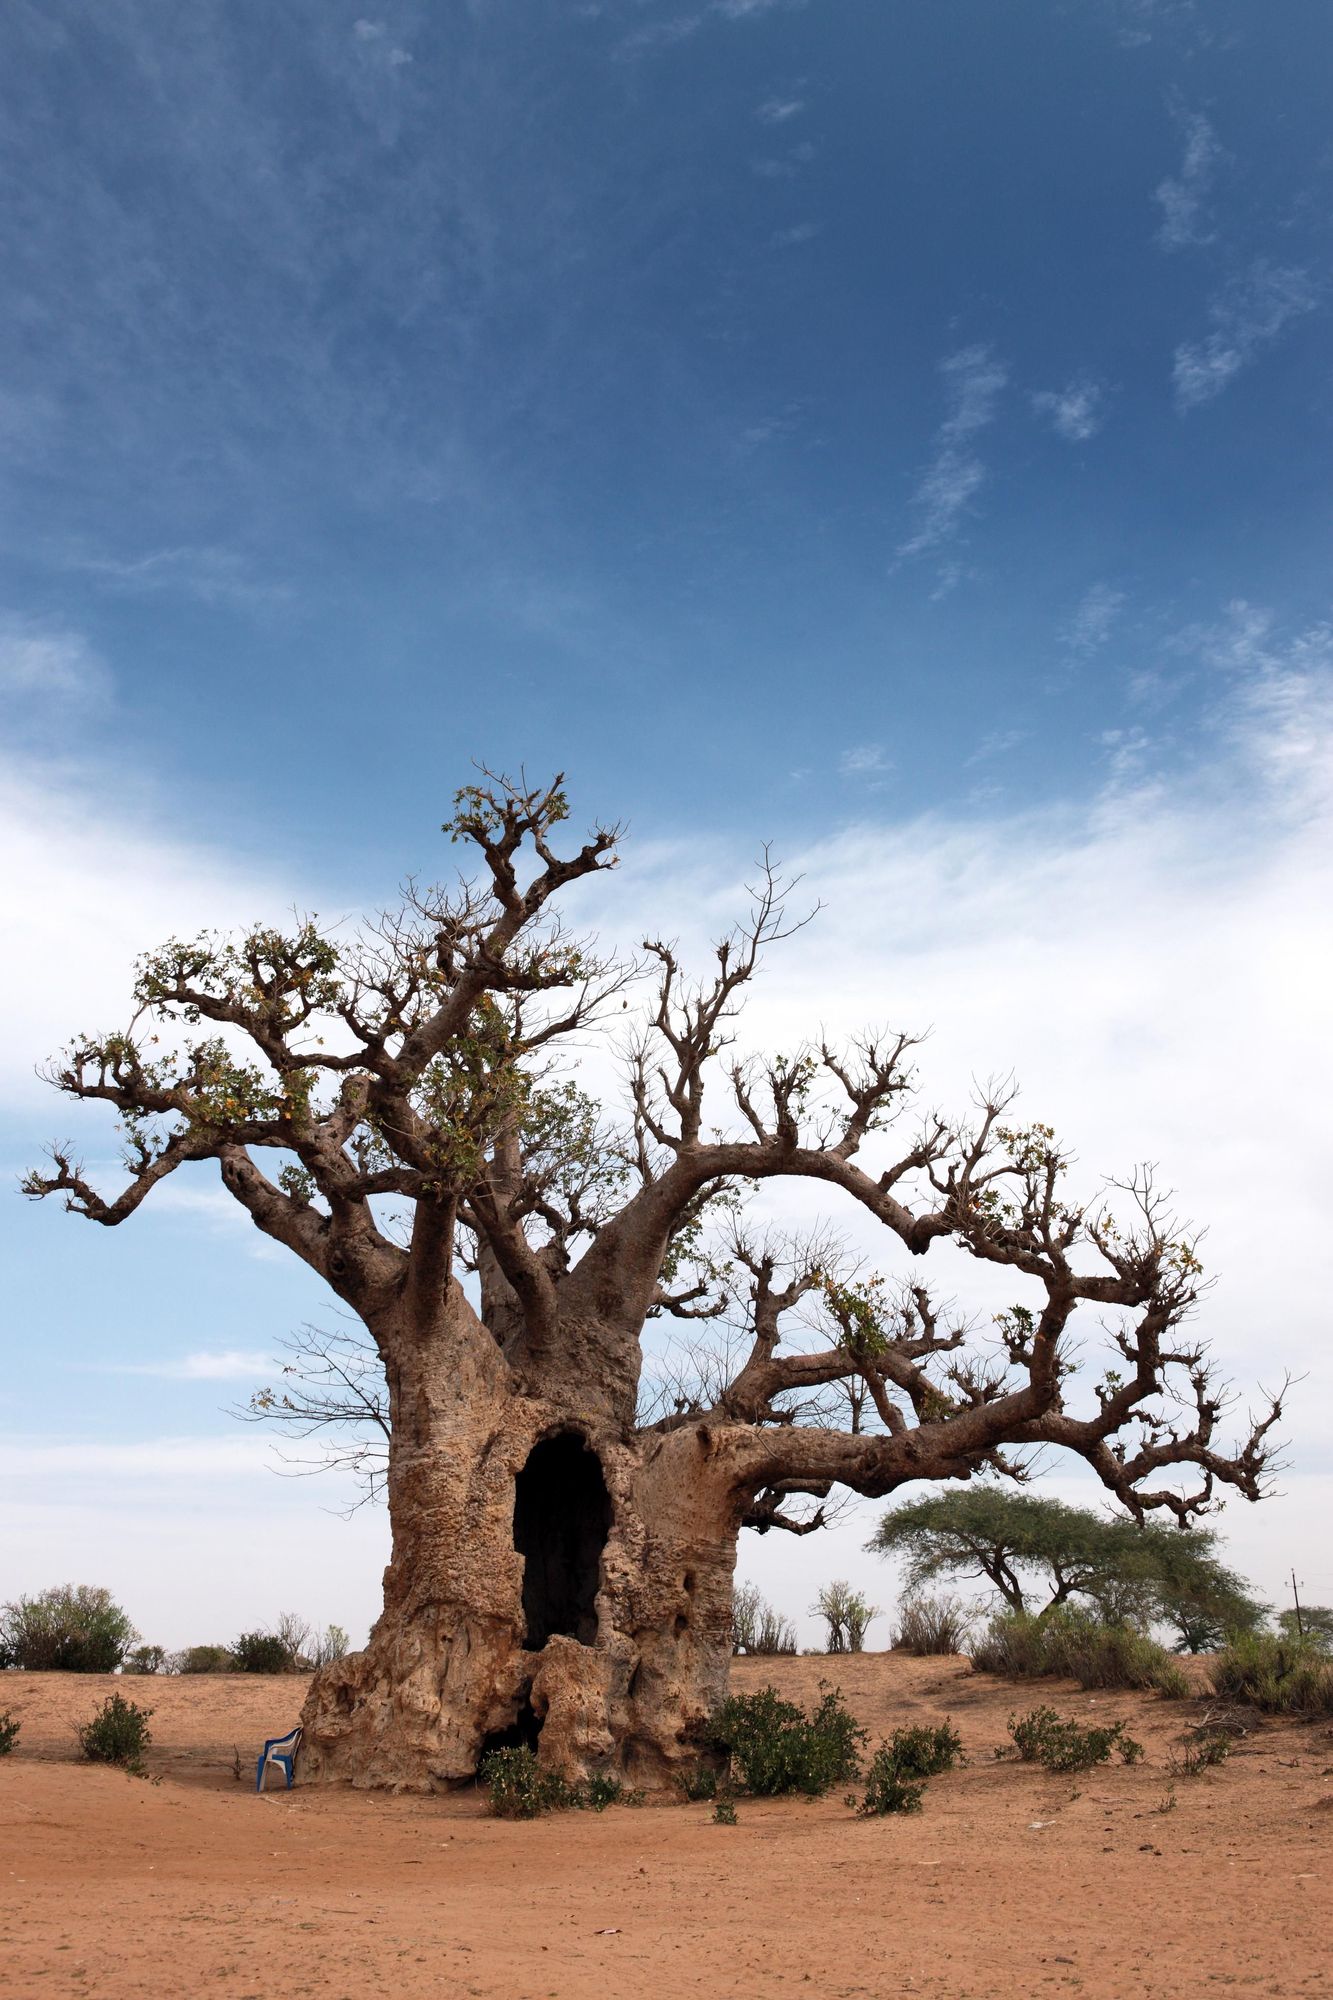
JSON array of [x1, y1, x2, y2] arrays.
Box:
[[26, 774, 1281, 1790]]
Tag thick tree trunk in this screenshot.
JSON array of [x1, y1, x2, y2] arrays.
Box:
[[298, 1319, 739, 1793]]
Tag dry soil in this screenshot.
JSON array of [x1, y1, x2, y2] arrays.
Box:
[[2, 1653, 1331, 1999]]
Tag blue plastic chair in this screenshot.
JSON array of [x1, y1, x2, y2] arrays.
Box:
[[256, 1725, 303, 1792]]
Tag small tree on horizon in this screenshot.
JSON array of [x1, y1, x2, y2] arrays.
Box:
[[868, 1488, 1268, 1648], [813, 1579, 880, 1653], [25, 772, 1283, 1789]]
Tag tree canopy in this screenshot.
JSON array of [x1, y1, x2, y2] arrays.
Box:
[[868, 1488, 1268, 1648], [27, 771, 1283, 1530]]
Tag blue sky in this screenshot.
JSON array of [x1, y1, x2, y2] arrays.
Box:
[[2, 0, 1331, 1646]]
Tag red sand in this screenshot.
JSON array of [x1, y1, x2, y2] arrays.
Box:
[[3, 1654, 1331, 1998]]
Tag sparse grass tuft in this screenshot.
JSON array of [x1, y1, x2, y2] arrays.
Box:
[[1167, 1731, 1231, 1778]]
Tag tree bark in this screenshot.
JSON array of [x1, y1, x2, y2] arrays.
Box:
[[298, 1311, 738, 1793]]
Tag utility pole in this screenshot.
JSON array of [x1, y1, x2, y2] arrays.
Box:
[[1289, 1567, 1305, 1639]]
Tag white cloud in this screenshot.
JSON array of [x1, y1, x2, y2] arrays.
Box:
[[964, 727, 1026, 766], [1173, 260, 1316, 411], [1062, 581, 1125, 660], [771, 221, 819, 247], [895, 344, 1008, 569], [7, 624, 1332, 1641], [0, 749, 331, 1109], [839, 743, 891, 777], [0, 617, 110, 702], [90, 1349, 278, 1382], [756, 97, 804, 123], [1031, 374, 1108, 442], [66, 544, 285, 609], [1154, 109, 1222, 250]]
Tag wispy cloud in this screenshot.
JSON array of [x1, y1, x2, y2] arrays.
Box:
[[756, 97, 804, 124], [839, 743, 891, 778], [1031, 374, 1108, 443], [1173, 260, 1316, 411], [751, 141, 815, 180], [89, 1350, 276, 1383], [1063, 582, 1125, 660], [964, 728, 1026, 767], [1154, 109, 1222, 250], [771, 221, 819, 248], [1177, 598, 1333, 682], [0, 616, 109, 702], [66, 544, 286, 610], [895, 344, 1008, 571], [351, 19, 413, 67]]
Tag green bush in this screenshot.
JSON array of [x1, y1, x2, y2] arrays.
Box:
[[0, 1711, 19, 1756], [232, 1630, 295, 1674], [709, 1685, 865, 1797], [857, 1746, 926, 1816], [891, 1594, 974, 1656], [172, 1644, 235, 1675], [480, 1746, 574, 1817], [678, 1763, 720, 1801], [712, 1797, 738, 1825], [883, 1720, 965, 1779], [123, 1644, 167, 1675], [0, 1584, 137, 1673], [477, 1748, 640, 1818], [1210, 1633, 1333, 1716], [971, 1608, 1183, 1695], [77, 1693, 153, 1771], [1006, 1705, 1141, 1774]]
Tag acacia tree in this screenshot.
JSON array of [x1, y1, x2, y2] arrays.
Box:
[[869, 1489, 1268, 1646], [26, 774, 1281, 1790]]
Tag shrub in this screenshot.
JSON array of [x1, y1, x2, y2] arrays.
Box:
[[480, 1746, 574, 1817], [891, 1594, 974, 1656], [584, 1773, 625, 1812], [172, 1644, 235, 1675], [311, 1624, 350, 1668], [678, 1763, 719, 1801], [883, 1720, 965, 1779], [971, 1608, 1183, 1695], [1167, 1731, 1231, 1778], [709, 1685, 865, 1797], [123, 1644, 167, 1676], [1006, 1705, 1142, 1774], [731, 1584, 797, 1657], [477, 1748, 639, 1818], [77, 1693, 153, 1771], [857, 1746, 926, 1816], [0, 1711, 19, 1756], [812, 1580, 880, 1653], [712, 1797, 738, 1825], [232, 1630, 295, 1674], [0, 1584, 137, 1673], [1210, 1633, 1333, 1717]]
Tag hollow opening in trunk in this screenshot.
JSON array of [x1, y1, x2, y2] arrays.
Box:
[[513, 1431, 611, 1650], [478, 1687, 542, 1765]]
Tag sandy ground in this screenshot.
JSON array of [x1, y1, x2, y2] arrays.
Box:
[[2, 1654, 1331, 2000]]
